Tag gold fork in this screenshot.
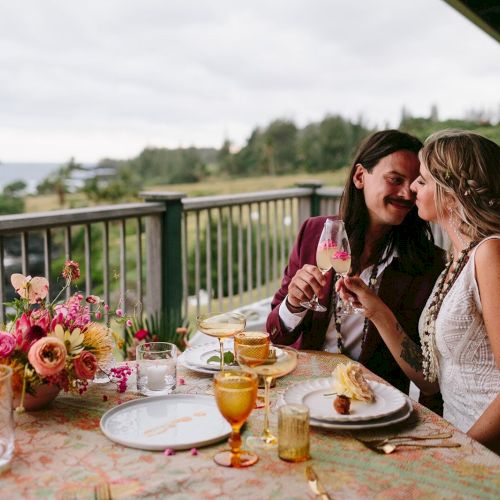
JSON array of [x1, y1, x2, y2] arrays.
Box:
[[356, 431, 453, 446]]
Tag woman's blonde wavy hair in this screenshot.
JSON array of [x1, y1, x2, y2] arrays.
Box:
[[420, 130, 500, 241]]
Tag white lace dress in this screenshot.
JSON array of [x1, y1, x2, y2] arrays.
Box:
[[419, 235, 500, 432]]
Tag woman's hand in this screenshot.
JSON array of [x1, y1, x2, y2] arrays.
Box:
[[287, 264, 326, 308], [337, 276, 385, 320]]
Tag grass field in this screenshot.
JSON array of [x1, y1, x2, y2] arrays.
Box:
[[25, 169, 349, 213]]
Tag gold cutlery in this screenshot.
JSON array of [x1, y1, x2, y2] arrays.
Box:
[[356, 431, 453, 446], [94, 482, 112, 500], [305, 465, 332, 499], [361, 441, 461, 454]]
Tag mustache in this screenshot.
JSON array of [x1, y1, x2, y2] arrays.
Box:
[[385, 197, 414, 208]]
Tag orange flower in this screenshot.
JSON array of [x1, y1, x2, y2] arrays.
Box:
[[28, 337, 67, 377]]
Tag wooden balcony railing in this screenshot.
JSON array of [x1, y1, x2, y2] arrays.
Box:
[[0, 184, 448, 328]]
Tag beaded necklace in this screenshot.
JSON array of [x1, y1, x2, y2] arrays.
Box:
[[421, 240, 478, 382], [331, 262, 380, 354]]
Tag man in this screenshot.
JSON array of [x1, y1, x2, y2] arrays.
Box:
[[266, 130, 445, 410]]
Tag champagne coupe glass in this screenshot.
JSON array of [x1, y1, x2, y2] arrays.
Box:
[[197, 312, 246, 371], [237, 345, 298, 449], [234, 331, 270, 408], [329, 220, 354, 315], [213, 370, 259, 467], [300, 218, 337, 312]]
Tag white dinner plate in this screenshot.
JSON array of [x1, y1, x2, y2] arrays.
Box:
[[183, 342, 284, 372], [183, 342, 236, 371], [177, 353, 225, 375], [309, 397, 413, 431], [283, 377, 406, 422], [100, 394, 231, 450]]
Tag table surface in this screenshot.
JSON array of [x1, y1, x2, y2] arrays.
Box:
[[2, 350, 500, 500]]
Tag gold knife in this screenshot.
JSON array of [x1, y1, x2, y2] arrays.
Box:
[[305, 465, 332, 500]]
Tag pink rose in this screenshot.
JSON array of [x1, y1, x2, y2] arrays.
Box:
[[28, 337, 67, 377], [135, 329, 149, 341], [73, 351, 98, 379], [0, 333, 16, 358]]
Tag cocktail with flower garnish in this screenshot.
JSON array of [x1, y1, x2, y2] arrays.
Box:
[[237, 345, 298, 449], [197, 312, 246, 371], [301, 218, 337, 312], [329, 220, 355, 314], [213, 370, 259, 467]]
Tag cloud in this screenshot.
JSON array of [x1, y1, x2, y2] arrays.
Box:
[[0, 0, 498, 162]]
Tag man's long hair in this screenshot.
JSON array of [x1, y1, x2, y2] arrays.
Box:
[[339, 130, 435, 275]]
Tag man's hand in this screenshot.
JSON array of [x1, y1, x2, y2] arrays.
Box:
[[287, 264, 326, 309]]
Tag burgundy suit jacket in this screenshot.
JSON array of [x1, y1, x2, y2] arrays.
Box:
[[266, 216, 445, 411]]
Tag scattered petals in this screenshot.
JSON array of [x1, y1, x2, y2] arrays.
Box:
[[164, 448, 175, 456], [178, 378, 185, 385], [190, 448, 198, 456]]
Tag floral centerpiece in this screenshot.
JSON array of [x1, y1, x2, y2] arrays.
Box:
[[0, 261, 115, 411]]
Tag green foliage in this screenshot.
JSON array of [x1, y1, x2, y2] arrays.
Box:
[[130, 146, 208, 185], [207, 351, 236, 366], [122, 312, 189, 358], [36, 157, 83, 206], [0, 194, 24, 215], [0, 179, 26, 214]]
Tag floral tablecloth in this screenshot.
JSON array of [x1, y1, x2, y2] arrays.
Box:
[[2, 351, 500, 499]]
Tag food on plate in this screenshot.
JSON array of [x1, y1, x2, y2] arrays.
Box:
[[333, 394, 351, 414], [331, 362, 374, 402]]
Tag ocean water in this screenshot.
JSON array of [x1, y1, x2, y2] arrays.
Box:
[[0, 162, 61, 193]]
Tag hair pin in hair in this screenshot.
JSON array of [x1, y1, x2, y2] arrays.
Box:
[[444, 170, 451, 180], [488, 199, 498, 207], [464, 189, 471, 196]]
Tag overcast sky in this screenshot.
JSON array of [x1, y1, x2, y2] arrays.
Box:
[[0, 0, 498, 163]]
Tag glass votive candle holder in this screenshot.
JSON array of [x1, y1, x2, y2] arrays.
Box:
[[278, 404, 310, 462], [136, 342, 177, 396]]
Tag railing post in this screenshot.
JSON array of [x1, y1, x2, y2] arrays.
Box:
[[141, 191, 186, 337], [296, 181, 323, 225]]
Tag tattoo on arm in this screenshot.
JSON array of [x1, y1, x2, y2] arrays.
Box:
[[398, 322, 423, 372]]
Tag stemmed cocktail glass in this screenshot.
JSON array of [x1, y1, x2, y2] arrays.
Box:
[[213, 370, 259, 467], [300, 218, 337, 312], [329, 220, 355, 314], [237, 345, 298, 449], [197, 312, 246, 371]]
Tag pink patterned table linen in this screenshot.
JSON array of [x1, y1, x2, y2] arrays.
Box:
[[1, 351, 499, 499]]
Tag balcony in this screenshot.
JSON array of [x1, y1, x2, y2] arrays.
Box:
[[0, 184, 448, 336]]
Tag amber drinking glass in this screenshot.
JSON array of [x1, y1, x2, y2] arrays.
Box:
[[234, 331, 270, 408], [197, 312, 246, 371], [234, 331, 270, 360], [237, 345, 298, 449], [213, 370, 259, 467]]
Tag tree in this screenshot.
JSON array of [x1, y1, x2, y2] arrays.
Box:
[[262, 119, 298, 175], [0, 180, 26, 214], [36, 157, 82, 206]]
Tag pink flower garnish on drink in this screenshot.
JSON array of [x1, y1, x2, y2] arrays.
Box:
[[333, 251, 350, 261], [318, 240, 336, 250]]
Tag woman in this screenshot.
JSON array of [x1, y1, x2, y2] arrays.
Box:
[[341, 130, 500, 453]]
